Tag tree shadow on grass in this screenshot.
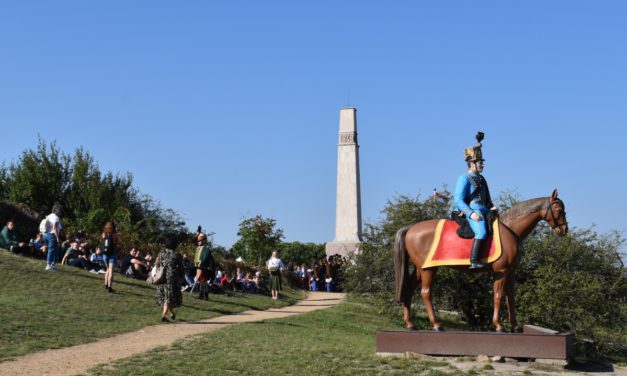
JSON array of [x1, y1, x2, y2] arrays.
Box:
[[54, 268, 155, 291]]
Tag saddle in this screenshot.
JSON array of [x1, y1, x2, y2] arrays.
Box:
[[450, 210, 496, 239]]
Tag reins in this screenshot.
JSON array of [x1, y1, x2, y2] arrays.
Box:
[[543, 198, 568, 230]]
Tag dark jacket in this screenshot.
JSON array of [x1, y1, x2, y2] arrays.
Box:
[[0, 226, 18, 249], [195, 244, 215, 270]]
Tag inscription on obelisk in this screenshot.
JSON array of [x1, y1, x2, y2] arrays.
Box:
[[326, 107, 362, 257]]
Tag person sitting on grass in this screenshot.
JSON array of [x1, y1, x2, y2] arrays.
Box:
[[61, 240, 78, 266], [244, 272, 256, 292], [131, 248, 149, 279], [214, 269, 223, 285], [253, 267, 262, 290], [31, 232, 47, 258], [220, 272, 236, 291], [123, 247, 148, 279], [89, 247, 107, 273], [77, 242, 93, 269], [144, 251, 154, 271], [180, 252, 196, 291], [61, 239, 91, 270], [0, 220, 28, 255]]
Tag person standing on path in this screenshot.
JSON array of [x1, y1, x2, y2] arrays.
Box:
[[156, 236, 185, 323], [194, 232, 215, 300], [102, 222, 120, 292], [43, 203, 62, 271], [266, 251, 285, 300]]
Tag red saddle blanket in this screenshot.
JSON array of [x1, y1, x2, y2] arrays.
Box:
[[422, 219, 502, 269]]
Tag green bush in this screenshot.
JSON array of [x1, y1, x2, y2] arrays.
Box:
[[0, 139, 189, 251], [516, 228, 626, 360]]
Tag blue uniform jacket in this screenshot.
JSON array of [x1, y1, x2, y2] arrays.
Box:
[[454, 172, 491, 239]]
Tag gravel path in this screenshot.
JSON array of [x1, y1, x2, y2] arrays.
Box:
[[0, 292, 345, 376]]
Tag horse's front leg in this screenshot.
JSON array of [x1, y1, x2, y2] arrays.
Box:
[[505, 275, 521, 333], [492, 273, 506, 332], [419, 269, 442, 331], [402, 269, 420, 329]]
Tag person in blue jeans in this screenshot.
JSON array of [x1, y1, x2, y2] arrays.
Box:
[[454, 132, 497, 269], [43, 203, 63, 271], [102, 221, 120, 293]]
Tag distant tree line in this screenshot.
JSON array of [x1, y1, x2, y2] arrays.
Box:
[[343, 191, 626, 361], [0, 139, 189, 250], [0, 139, 327, 267]]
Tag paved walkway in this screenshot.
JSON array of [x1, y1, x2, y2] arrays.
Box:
[[0, 292, 345, 376]]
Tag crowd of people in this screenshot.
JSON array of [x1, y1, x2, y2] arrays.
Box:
[[293, 255, 343, 293], [1, 203, 345, 322]]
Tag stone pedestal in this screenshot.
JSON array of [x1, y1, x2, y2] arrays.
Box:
[[325, 241, 360, 257], [376, 326, 572, 360]]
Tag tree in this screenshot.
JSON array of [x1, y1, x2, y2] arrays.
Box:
[[4, 139, 71, 215], [232, 215, 284, 265], [0, 139, 189, 251], [279, 241, 326, 266]]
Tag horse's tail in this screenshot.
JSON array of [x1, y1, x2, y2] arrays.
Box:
[[394, 225, 412, 303]]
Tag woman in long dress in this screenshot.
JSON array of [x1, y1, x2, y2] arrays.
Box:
[[156, 236, 185, 322], [266, 251, 285, 300]]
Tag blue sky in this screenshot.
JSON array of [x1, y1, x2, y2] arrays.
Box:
[[1, 1, 625, 248]]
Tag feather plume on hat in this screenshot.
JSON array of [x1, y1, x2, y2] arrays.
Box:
[[463, 131, 485, 162]]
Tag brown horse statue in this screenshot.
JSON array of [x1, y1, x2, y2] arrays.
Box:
[[394, 189, 568, 332]]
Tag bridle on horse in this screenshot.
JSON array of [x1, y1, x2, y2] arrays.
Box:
[[543, 198, 568, 231]]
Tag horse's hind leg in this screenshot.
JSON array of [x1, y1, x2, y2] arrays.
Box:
[[402, 269, 420, 329], [505, 275, 521, 332], [492, 273, 506, 332], [419, 268, 442, 331]]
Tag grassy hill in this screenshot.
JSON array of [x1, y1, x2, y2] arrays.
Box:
[[0, 250, 304, 361]]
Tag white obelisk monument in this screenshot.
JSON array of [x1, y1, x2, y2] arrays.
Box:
[[326, 107, 362, 257]]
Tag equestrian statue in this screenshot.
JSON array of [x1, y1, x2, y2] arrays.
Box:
[[394, 132, 568, 332]]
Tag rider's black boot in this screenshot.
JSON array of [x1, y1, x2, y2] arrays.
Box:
[[469, 239, 489, 269]]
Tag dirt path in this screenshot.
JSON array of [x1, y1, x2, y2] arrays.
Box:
[[0, 292, 345, 376]]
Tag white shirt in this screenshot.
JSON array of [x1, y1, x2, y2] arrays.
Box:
[[266, 257, 284, 270], [90, 253, 105, 266], [45, 213, 62, 234]]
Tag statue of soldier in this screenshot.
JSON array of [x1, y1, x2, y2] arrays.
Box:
[[454, 132, 497, 269]]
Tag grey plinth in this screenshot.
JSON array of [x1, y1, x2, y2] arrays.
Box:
[[326, 108, 362, 258]]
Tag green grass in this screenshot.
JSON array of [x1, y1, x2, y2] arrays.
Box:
[[86, 298, 470, 376], [0, 251, 304, 361]]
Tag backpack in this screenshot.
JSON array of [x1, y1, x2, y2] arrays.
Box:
[[103, 233, 115, 255], [39, 218, 50, 233]]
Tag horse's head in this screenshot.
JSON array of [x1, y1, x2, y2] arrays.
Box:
[[542, 189, 568, 236]]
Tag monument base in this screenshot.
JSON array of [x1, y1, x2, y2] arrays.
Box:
[[325, 241, 360, 258], [376, 325, 572, 360]]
